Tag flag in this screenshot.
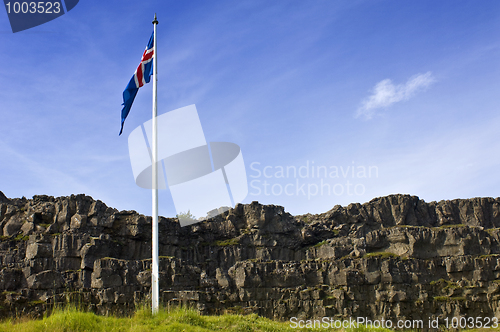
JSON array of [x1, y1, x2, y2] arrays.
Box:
[[119, 31, 155, 135]]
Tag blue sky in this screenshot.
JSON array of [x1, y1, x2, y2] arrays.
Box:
[[1, 0, 499, 218]]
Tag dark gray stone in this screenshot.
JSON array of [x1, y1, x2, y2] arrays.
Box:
[[27, 270, 64, 289], [1, 192, 500, 321]]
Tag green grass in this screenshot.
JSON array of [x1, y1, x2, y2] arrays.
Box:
[[433, 296, 466, 302], [363, 252, 400, 259], [433, 224, 466, 229], [433, 296, 449, 301], [14, 234, 29, 241], [479, 254, 500, 258], [0, 305, 394, 332], [429, 278, 460, 291], [213, 238, 239, 246], [313, 240, 328, 248]]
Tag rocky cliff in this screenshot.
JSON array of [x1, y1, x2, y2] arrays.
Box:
[[1, 191, 500, 322]]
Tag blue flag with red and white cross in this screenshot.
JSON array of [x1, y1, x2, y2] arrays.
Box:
[[119, 31, 155, 135]]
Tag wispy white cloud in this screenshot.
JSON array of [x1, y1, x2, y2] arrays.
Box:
[[356, 72, 436, 120], [367, 114, 500, 202]]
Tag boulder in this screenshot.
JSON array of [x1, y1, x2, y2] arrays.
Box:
[[3, 215, 24, 236], [27, 270, 64, 289]]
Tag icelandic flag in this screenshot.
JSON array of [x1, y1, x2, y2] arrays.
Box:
[[119, 32, 155, 135]]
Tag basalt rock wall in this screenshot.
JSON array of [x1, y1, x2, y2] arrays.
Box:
[[1, 191, 500, 322]]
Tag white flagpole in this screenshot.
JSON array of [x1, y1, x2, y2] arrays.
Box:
[[151, 13, 159, 315]]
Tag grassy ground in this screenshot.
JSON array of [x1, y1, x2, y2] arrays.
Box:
[[0, 305, 394, 332]]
